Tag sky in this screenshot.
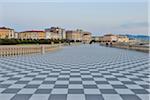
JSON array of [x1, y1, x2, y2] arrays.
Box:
[[0, 0, 148, 36]]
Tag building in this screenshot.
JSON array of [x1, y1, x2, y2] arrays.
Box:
[[99, 34, 129, 43], [0, 27, 15, 39], [92, 36, 101, 42], [14, 32, 19, 39], [82, 32, 92, 43], [66, 30, 82, 41], [18, 30, 46, 39], [102, 34, 118, 42], [117, 35, 129, 43], [45, 27, 66, 40]]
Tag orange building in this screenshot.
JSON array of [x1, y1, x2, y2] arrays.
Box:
[[18, 30, 46, 39], [0, 27, 15, 39]]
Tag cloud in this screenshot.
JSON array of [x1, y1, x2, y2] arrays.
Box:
[[120, 21, 148, 28]]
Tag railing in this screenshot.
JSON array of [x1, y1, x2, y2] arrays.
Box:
[[100, 42, 149, 53], [113, 45, 149, 53], [0, 44, 61, 57]]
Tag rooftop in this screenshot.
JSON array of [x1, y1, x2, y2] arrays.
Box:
[[20, 30, 45, 33], [0, 27, 14, 30]]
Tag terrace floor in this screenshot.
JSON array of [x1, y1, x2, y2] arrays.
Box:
[[0, 44, 149, 100]]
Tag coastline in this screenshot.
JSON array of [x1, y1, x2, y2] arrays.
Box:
[[99, 43, 149, 53]]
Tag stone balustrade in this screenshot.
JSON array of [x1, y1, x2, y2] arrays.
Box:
[[0, 44, 61, 57]]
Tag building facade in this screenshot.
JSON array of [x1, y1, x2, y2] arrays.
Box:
[[99, 34, 129, 43], [82, 32, 92, 43], [0, 27, 15, 39], [66, 30, 82, 41], [18, 30, 46, 39], [45, 27, 66, 40], [14, 32, 19, 39], [102, 34, 118, 42], [92, 36, 101, 42], [117, 35, 129, 43]]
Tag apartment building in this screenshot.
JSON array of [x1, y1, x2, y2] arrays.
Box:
[[117, 35, 129, 43], [82, 32, 92, 43], [18, 30, 46, 39], [102, 34, 118, 42], [45, 27, 66, 40], [66, 30, 82, 41], [0, 27, 15, 39]]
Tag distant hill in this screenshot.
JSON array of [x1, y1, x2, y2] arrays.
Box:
[[126, 34, 150, 41]]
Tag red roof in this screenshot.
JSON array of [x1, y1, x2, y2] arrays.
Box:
[[21, 30, 45, 33]]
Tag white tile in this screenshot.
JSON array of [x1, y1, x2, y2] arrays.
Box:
[[125, 85, 143, 89], [69, 85, 83, 89], [8, 84, 26, 88], [137, 94, 149, 100], [0, 94, 15, 100], [28, 81, 43, 84], [103, 94, 123, 100], [1, 80, 17, 84], [108, 81, 123, 85], [67, 94, 85, 100], [55, 81, 69, 84], [39, 84, 54, 89], [84, 89, 101, 94], [115, 89, 134, 94], [29, 94, 49, 100], [18, 89, 36, 94], [0, 88, 5, 92], [51, 89, 68, 94], [45, 78, 57, 81], [98, 85, 113, 89], [82, 81, 96, 85]]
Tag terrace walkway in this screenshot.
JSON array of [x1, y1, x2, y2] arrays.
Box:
[[0, 44, 149, 100]]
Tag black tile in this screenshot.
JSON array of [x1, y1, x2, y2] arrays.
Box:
[[49, 94, 67, 100], [42, 81, 55, 84], [0, 84, 11, 88], [100, 89, 117, 94], [131, 89, 149, 94], [35, 89, 52, 94], [69, 81, 82, 84], [2, 88, 20, 93], [120, 94, 141, 100], [11, 94, 32, 100], [15, 81, 29, 84], [112, 85, 128, 89], [54, 85, 68, 88], [85, 94, 104, 100], [68, 89, 84, 94], [95, 81, 109, 84], [83, 85, 98, 89]]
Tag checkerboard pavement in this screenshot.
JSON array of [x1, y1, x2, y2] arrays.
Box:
[[0, 44, 149, 100]]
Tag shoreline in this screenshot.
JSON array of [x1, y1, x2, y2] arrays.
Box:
[[99, 43, 149, 53]]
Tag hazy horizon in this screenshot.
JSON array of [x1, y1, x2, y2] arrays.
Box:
[[0, 0, 148, 36]]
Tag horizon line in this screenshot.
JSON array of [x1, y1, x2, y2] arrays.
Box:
[[0, 0, 148, 3]]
